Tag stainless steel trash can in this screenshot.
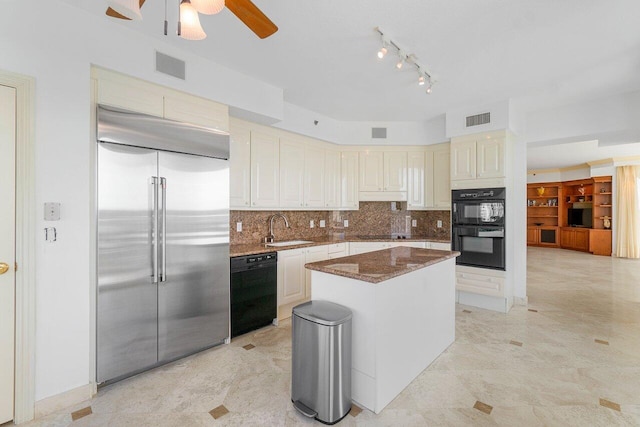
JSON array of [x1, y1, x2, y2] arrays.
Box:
[[291, 300, 352, 425]]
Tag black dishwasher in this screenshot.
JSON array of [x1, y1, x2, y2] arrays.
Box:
[[230, 252, 278, 338]]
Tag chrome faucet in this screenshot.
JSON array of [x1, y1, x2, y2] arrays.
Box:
[[265, 213, 290, 243]]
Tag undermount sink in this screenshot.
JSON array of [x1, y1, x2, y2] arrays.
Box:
[[266, 240, 313, 247]]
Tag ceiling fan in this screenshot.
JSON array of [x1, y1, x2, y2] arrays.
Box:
[[106, 0, 278, 39]]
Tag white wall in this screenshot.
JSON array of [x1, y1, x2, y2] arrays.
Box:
[[445, 99, 511, 138]]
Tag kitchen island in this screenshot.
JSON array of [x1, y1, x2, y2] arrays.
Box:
[[305, 247, 459, 414]]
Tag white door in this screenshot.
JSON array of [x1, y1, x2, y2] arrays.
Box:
[[383, 151, 407, 192], [279, 138, 305, 208], [407, 151, 425, 209], [304, 145, 325, 208], [359, 151, 384, 191], [229, 121, 251, 208], [450, 141, 476, 180], [324, 149, 341, 208], [341, 152, 359, 209], [0, 84, 16, 424], [250, 130, 280, 207], [476, 137, 505, 178]]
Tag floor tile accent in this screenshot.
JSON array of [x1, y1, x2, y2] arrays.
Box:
[[243, 343, 256, 350], [509, 340, 523, 347], [210, 404, 230, 419], [350, 404, 363, 417], [473, 400, 493, 415], [528, 308, 538, 312], [599, 398, 621, 411], [462, 310, 472, 313], [70, 406, 92, 421], [595, 339, 609, 345]]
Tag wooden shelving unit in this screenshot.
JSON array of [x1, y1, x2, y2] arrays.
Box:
[[558, 176, 612, 256], [526, 182, 561, 247]]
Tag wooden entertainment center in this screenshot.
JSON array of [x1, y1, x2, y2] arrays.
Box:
[[527, 176, 612, 256]]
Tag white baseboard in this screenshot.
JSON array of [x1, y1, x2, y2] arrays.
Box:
[[514, 296, 528, 306], [34, 383, 93, 419]]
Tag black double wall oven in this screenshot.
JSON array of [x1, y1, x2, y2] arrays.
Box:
[[452, 187, 506, 270]]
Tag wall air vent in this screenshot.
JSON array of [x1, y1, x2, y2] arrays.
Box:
[[156, 51, 186, 80], [372, 127, 387, 139], [465, 112, 490, 127]]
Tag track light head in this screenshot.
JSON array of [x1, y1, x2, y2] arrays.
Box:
[[377, 46, 388, 59], [426, 84, 433, 94], [418, 75, 425, 86], [396, 51, 405, 69]]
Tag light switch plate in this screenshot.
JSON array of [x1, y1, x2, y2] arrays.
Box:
[[344, 219, 349, 228], [437, 220, 443, 228], [319, 220, 326, 228], [412, 219, 417, 227], [310, 220, 315, 228], [236, 222, 242, 232]]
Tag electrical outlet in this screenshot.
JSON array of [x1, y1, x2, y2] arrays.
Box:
[[236, 222, 242, 232], [310, 220, 315, 228], [437, 220, 443, 228], [412, 219, 417, 227], [344, 219, 349, 228], [319, 220, 326, 228]]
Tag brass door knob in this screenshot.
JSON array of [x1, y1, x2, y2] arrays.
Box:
[[0, 262, 9, 275]]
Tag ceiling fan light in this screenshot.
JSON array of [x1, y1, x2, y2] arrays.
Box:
[[180, 0, 207, 40], [191, 0, 225, 15], [107, 0, 142, 20]]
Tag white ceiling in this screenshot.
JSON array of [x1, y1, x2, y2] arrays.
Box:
[[65, 0, 640, 123], [527, 140, 640, 170]]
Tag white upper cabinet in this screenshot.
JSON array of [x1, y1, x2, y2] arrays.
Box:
[[163, 91, 229, 132], [476, 137, 505, 178], [229, 120, 251, 208], [279, 137, 305, 208], [304, 143, 325, 208], [451, 134, 505, 182], [95, 70, 164, 117], [407, 151, 425, 209], [450, 140, 476, 181], [359, 151, 384, 191], [341, 151, 359, 209], [432, 147, 451, 208], [324, 149, 341, 209], [383, 152, 407, 192], [250, 130, 280, 208]]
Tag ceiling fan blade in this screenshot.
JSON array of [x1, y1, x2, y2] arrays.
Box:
[[106, 0, 147, 20], [226, 0, 278, 39]]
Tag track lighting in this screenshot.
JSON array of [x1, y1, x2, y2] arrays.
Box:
[[374, 27, 436, 95]]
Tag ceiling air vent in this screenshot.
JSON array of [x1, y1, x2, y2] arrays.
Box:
[[372, 127, 387, 139], [466, 112, 490, 127], [156, 51, 186, 80]]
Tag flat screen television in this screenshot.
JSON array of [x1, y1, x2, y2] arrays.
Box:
[[568, 208, 592, 228]]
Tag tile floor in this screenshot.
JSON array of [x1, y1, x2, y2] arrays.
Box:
[[20, 247, 640, 426]]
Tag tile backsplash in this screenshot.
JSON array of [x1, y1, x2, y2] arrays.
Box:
[[230, 202, 450, 244]]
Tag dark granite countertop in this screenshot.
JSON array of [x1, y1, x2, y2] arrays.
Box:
[[304, 246, 460, 284]]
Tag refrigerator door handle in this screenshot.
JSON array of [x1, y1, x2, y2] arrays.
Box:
[[160, 177, 167, 282], [151, 176, 159, 284]]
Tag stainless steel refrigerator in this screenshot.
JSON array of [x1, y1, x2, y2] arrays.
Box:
[[96, 106, 230, 383]]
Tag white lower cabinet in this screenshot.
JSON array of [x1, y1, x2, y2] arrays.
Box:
[[327, 242, 348, 259], [277, 245, 329, 320], [348, 242, 393, 255], [428, 242, 451, 251], [455, 265, 505, 297]]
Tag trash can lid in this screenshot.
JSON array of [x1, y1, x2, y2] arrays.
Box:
[[293, 300, 352, 326]]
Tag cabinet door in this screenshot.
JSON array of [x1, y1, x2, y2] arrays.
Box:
[[98, 74, 163, 117], [279, 138, 305, 208], [359, 151, 384, 191], [229, 121, 251, 208], [407, 152, 425, 209], [527, 227, 539, 245], [430, 242, 451, 251], [384, 152, 407, 191], [560, 229, 574, 249], [450, 141, 476, 180], [433, 148, 451, 208], [341, 152, 359, 209], [324, 150, 341, 209], [425, 150, 435, 208], [278, 249, 306, 306], [163, 92, 229, 132], [304, 144, 325, 208], [250, 130, 280, 207], [476, 138, 505, 178], [392, 242, 426, 248], [305, 246, 329, 298], [574, 229, 589, 251]]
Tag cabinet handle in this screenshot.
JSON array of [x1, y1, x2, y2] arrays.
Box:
[[252, 202, 256, 205], [245, 201, 249, 205]]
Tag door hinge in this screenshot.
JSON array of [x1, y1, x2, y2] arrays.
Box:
[[14, 262, 18, 272]]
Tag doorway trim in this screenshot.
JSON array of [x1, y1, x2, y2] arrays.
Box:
[[1, 70, 36, 423]]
